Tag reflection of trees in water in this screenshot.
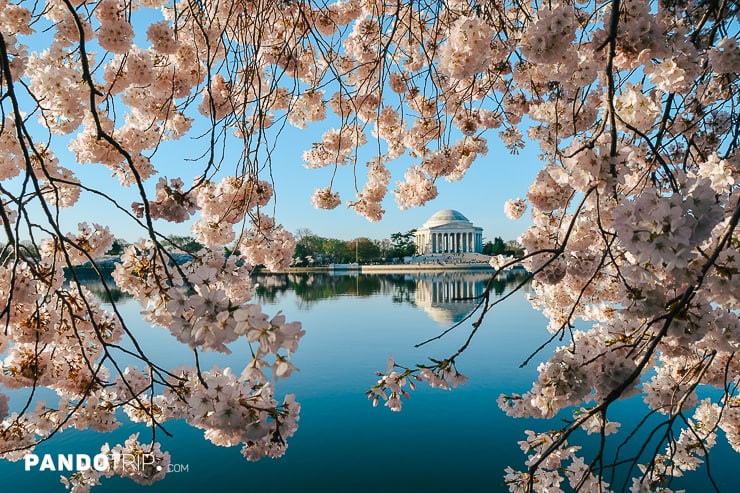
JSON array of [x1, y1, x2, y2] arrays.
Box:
[[255, 270, 531, 315], [254, 272, 414, 308], [71, 278, 132, 304], [65, 264, 132, 304], [490, 269, 530, 296], [78, 269, 530, 309]]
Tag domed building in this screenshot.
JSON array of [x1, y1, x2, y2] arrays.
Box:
[[414, 209, 483, 255]]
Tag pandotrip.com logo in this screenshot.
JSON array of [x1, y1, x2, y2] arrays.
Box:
[[23, 453, 189, 473]]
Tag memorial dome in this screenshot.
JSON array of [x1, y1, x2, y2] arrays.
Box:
[[422, 209, 473, 228]]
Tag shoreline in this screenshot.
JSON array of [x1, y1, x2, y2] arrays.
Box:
[[274, 261, 509, 274], [359, 262, 493, 273]]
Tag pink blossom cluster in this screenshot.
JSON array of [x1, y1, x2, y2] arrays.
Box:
[[526, 165, 572, 213], [236, 216, 297, 272], [612, 179, 723, 273], [39, 222, 115, 266], [198, 74, 234, 120], [367, 356, 467, 412], [696, 153, 737, 193], [0, 276, 132, 465], [350, 158, 390, 221], [303, 125, 366, 168], [420, 136, 488, 182], [614, 83, 662, 132], [26, 47, 87, 134], [503, 198, 527, 220], [708, 37, 740, 74], [112, 244, 301, 357], [521, 4, 577, 64], [0, 117, 24, 181], [393, 165, 438, 210], [95, 0, 134, 53], [288, 91, 326, 129], [192, 175, 274, 247], [148, 366, 300, 460], [503, 430, 612, 492], [60, 434, 170, 492], [311, 187, 341, 210], [438, 16, 495, 79], [645, 57, 688, 94], [133, 177, 198, 223]]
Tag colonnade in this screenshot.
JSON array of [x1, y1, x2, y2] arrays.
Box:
[[416, 230, 483, 254]]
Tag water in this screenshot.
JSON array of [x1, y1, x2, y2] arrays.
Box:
[[0, 271, 735, 492]]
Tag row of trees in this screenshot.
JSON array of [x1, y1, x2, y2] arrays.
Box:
[[106, 235, 203, 256], [13, 232, 523, 267], [292, 229, 524, 266], [292, 228, 417, 265]]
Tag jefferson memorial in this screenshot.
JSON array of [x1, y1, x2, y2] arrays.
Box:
[[414, 209, 483, 255]]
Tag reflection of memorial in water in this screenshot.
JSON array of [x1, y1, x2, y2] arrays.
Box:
[[412, 269, 530, 324], [412, 271, 492, 324]]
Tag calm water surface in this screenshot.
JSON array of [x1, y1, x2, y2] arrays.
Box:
[[1, 271, 735, 492]]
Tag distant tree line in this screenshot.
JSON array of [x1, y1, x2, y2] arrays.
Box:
[[292, 228, 417, 266], [5, 233, 522, 269], [106, 235, 204, 256], [292, 230, 523, 266]]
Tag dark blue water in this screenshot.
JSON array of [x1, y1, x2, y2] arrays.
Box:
[[1, 272, 735, 492]]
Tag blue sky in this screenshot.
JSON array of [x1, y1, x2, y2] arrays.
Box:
[[269, 127, 541, 243], [7, 93, 541, 247], [60, 119, 540, 245], [9, 9, 540, 247]]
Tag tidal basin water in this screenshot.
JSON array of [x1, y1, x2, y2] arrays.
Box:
[[1, 271, 735, 492]]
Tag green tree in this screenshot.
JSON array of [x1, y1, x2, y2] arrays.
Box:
[[106, 238, 130, 256], [353, 237, 381, 263], [504, 240, 525, 258], [323, 238, 352, 263], [482, 237, 506, 255], [482, 237, 524, 258], [388, 230, 416, 259]]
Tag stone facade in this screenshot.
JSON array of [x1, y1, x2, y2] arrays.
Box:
[[414, 209, 483, 255]]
